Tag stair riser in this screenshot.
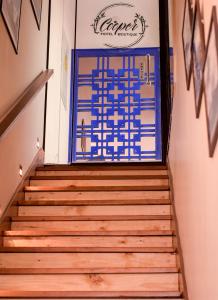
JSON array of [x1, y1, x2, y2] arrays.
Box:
[[36, 170, 169, 177]]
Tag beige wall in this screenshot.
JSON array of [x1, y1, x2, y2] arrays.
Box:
[[45, 0, 75, 164], [0, 0, 49, 217], [0, 0, 48, 118], [169, 0, 218, 299]]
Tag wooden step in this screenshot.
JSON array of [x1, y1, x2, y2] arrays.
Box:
[[32, 175, 169, 181], [0, 252, 177, 273], [25, 186, 170, 192], [12, 216, 172, 221], [0, 291, 182, 298], [0, 273, 179, 295], [0, 298, 184, 300], [24, 190, 170, 205], [3, 230, 174, 237], [3, 235, 173, 249], [11, 219, 171, 232], [36, 165, 167, 171], [18, 205, 171, 217], [36, 169, 168, 177], [29, 179, 169, 189], [0, 247, 175, 253]]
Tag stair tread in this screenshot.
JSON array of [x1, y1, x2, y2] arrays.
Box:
[[0, 294, 185, 300], [3, 235, 174, 250], [12, 216, 172, 221], [24, 190, 170, 204], [0, 252, 177, 270], [11, 219, 171, 232], [25, 186, 170, 192], [0, 273, 179, 292], [4, 230, 174, 236], [18, 204, 171, 217], [0, 268, 179, 274], [0, 247, 176, 253], [31, 175, 169, 180], [36, 165, 168, 171], [0, 291, 182, 298]]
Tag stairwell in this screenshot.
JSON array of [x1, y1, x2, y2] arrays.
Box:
[[0, 164, 184, 299]]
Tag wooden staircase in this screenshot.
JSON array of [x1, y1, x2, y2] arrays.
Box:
[[0, 164, 184, 299]]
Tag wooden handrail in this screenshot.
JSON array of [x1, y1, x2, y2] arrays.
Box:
[[0, 69, 54, 138]]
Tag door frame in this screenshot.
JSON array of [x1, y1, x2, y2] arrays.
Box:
[[68, 0, 171, 165]]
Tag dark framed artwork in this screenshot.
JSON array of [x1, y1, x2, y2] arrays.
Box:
[[203, 7, 218, 157], [192, 0, 205, 118], [30, 0, 42, 30], [0, 0, 22, 54], [182, 0, 193, 89]]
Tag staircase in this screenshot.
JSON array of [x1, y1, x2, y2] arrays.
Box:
[[0, 164, 184, 299]]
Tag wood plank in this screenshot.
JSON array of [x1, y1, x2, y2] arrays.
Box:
[[36, 165, 167, 171], [0, 267, 179, 274], [3, 230, 174, 237], [0, 296, 185, 300], [19, 199, 171, 206], [0, 274, 179, 292], [3, 236, 173, 248], [32, 175, 169, 180], [24, 186, 170, 192], [12, 216, 172, 221], [11, 220, 171, 231], [29, 179, 169, 188], [0, 247, 175, 253], [18, 205, 171, 217], [24, 190, 170, 204], [0, 253, 177, 270], [0, 298, 184, 300], [36, 169, 168, 177], [0, 291, 182, 298]]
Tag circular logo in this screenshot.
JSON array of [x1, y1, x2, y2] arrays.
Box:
[[91, 3, 148, 48]]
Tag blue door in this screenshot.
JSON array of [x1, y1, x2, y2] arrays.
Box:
[[71, 48, 162, 162]]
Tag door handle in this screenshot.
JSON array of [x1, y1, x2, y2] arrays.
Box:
[[81, 118, 86, 154], [146, 54, 151, 85]]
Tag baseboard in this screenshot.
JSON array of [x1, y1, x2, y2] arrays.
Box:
[[0, 149, 44, 246], [167, 158, 189, 300]]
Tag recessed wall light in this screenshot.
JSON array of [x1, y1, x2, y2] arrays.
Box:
[[19, 165, 23, 177], [36, 138, 40, 149]]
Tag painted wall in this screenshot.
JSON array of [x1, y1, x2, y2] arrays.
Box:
[[76, 0, 160, 49], [45, 0, 75, 164], [0, 0, 49, 217], [44, 0, 162, 163], [169, 0, 218, 299]]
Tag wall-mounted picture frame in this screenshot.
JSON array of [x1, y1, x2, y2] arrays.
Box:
[[182, 0, 193, 89], [192, 0, 205, 118], [0, 0, 22, 54], [30, 0, 42, 30], [203, 6, 218, 157]]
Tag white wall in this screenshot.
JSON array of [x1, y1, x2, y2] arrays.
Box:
[[77, 0, 160, 49], [0, 0, 49, 217], [45, 0, 75, 164], [169, 0, 218, 299]]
